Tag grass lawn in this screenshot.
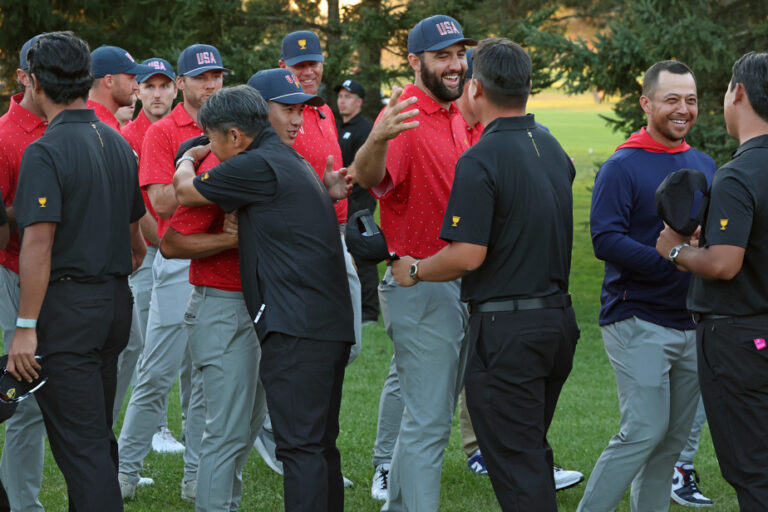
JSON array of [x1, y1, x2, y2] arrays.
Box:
[[3, 91, 741, 510]]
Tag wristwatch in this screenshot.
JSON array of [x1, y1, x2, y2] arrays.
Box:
[[669, 243, 689, 264], [409, 260, 421, 282], [175, 155, 197, 170]]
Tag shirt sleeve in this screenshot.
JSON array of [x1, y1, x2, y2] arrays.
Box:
[[128, 155, 146, 223], [702, 169, 752, 248], [0, 147, 14, 208], [439, 155, 493, 246], [590, 157, 672, 273], [371, 103, 414, 198], [176, 135, 210, 162], [193, 153, 277, 213], [140, 124, 175, 188], [14, 143, 62, 228]]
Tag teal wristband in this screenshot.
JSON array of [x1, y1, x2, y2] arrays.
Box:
[[16, 318, 37, 329]]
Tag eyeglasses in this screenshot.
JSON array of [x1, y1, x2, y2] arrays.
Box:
[[0, 356, 47, 404]]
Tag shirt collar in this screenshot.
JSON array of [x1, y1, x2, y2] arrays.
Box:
[[7, 93, 47, 134], [341, 112, 363, 127], [48, 109, 100, 129], [483, 114, 536, 134], [246, 127, 280, 151], [86, 99, 119, 127], [733, 133, 768, 158], [171, 103, 197, 127], [402, 84, 458, 117]]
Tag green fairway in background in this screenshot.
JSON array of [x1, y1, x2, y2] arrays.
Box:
[[1, 91, 740, 511]]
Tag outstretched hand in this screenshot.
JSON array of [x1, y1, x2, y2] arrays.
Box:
[[323, 155, 353, 201], [370, 87, 420, 143]]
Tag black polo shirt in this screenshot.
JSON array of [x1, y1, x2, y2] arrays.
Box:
[[439, 114, 575, 305], [193, 127, 355, 344], [0, 191, 7, 225], [688, 134, 768, 316], [14, 109, 145, 282], [337, 112, 372, 167]]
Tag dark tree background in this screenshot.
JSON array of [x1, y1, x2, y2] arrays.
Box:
[[1, 0, 765, 162]]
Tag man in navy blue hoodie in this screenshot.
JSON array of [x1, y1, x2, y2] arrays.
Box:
[[578, 61, 716, 512]]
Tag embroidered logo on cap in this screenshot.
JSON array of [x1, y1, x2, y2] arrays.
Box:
[[285, 74, 301, 88], [125, 52, 135, 62], [343, 80, 351, 88], [38, 197, 47, 208], [196, 52, 218, 65], [435, 20, 460, 36], [5, 388, 15, 400], [148, 60, 167, 70], [452, 216, 460, 227], [720, 219, 728, 231], [298, 39, 307, 50]]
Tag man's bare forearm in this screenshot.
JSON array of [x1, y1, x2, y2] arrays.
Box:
[[160, 227, 237, 259], [348, 136, 388, 189], [138, 212, 161, 246], [147, 183, 179, 219]]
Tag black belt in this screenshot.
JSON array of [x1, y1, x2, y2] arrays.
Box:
[[690, 312, 768, 324], [470, 293, 571, 314]]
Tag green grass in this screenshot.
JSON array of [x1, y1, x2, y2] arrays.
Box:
[[3, 93, 741, 510]]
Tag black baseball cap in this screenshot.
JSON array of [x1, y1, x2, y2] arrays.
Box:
[[177, 44, 229, 77], [408, 15, 476, 54], [247, 68, 324, 106], [0, 355, 47, 423], [655, 168, 710, 236], [19, 34, 45, 71], [137, 58, 176, 83], [334, 79, 365, 100], [91, 46, 155, 78], [345, 209, 398, 265], [281, 31, 325, 66]]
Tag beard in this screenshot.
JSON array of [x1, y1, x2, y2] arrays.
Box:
[[420, 64, 465, 103]]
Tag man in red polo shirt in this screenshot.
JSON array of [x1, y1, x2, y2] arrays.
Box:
[[351, 15, 477, 512], [87, 45, 151, 132], [117, 43, 227, 502], [0, 34, 49, 512], [161, 142, 267, 511]]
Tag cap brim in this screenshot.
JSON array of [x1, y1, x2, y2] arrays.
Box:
[[138, 71, 176, 83], [269, 92, 325, 107], [126, 63, 158, 77], [283, 54, 325, 67], [424, 37, 478, 52], [183, 65, 231, 77]]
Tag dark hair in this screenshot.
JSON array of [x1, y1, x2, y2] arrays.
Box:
[[730, 51, 768, 123], [642, 60, 696, 97], [198, 85, 270, 138], [27, 32, 93, 104], [472, 37, 531, 109]]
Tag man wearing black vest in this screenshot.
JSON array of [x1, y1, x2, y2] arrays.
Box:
[[173, 85, 354, 512]]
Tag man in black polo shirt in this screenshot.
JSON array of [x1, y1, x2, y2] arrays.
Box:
[[335, 78, 379, 324], [656, 51, 768, 510], [392, 38, 578, 512], [173, 85, 354, 512], [8, 32, 146, 511]]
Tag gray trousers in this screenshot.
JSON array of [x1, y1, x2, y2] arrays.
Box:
[[578, 317, 700, 512], [184, 287, 266, 511], [679, 397, 707, 464], [379, 269, 468, 512], [118, 255, 204, 483], [0, 266, 45, 512], [372, 355, 403, 467]]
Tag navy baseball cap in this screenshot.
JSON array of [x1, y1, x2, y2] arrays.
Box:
[[466, 48, 475, 78], [334, 79, 365, 100], [655, 168, 710, 237], [19, 34, 45, 71], [281, 31, 325, 66], [177, 44, 229, 77], [137, 58, 176, 83], [408, 15, 477, 54], [91, 46, 155, 78], [247, 69, 324, 106]]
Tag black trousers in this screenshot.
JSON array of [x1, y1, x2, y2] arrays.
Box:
[[260, 333, 351, 512], [697, 314, 768, 511], [35, 278, 131, 512], [465, 306, 579, 512], [347, 186, 380, 322]]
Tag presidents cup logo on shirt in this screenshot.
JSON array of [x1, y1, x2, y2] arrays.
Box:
[[720, 219, 728, 231], [298, 39, 307, 50], [451, 216, 460, 227], [196, 52, 218, 65], [38, 197, 47, 208], [202, 172, 210, 181]]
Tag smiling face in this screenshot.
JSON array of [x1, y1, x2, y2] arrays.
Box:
[[641, 70, 698, 147], [268, 100, 304, 146], [138, 74, 177, 122], [281, 60, 323, 95], [413, 42, 467, 105]]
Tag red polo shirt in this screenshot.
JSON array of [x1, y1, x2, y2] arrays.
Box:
[[139, 103, 203, 238], [122, 109, 161, 245], [87, 99, 121, 132], [452, 113, 484, 151], [372, 84, 469, 258], [169, 153, 241, 292], [292, 104, 347, 224], [0, 93, 48, 273]]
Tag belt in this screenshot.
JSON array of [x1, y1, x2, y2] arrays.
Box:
[[691, 312, 731, 324], [470, 293, 571, 314]]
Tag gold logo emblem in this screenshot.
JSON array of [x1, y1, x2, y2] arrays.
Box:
[[452, 216, 460, 227], [38, 197, 47, 208], [6, 388, 16, 400], [201, 172, 210, 181], [720, 219, 728, 231], [298, 39, 307, 50]]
